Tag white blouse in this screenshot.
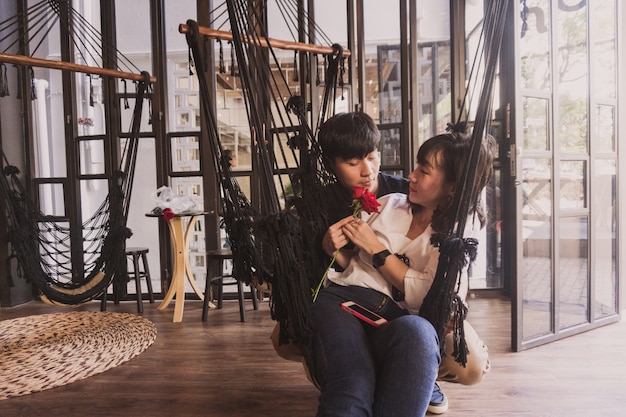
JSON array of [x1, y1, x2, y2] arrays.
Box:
[[328, 193, 474, 315]]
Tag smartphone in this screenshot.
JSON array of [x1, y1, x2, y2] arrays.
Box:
[[341, 301, 388, 327]]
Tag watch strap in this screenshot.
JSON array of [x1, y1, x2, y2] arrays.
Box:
[[372, 249, 392, 269]]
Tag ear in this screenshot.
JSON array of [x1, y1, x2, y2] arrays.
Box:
[[446, 182, 456, 198]]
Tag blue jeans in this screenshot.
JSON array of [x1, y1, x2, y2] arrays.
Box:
[[311, 284, 440, 417]]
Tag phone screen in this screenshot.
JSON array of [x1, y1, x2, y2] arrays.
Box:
[[347, 303, 383, 321], [341, 301, 388, 327]]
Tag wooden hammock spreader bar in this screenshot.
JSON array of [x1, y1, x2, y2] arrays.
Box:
[[0, 52, 157, 83], [178, 23, 350, 58]]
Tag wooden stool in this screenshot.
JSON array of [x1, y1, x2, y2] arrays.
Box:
[[203, 248, 258, 322], [101, 247, 155, 313]]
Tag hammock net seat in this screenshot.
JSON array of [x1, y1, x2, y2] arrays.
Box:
[[0, 0, 154, 305], [182, 0, 350, 364]]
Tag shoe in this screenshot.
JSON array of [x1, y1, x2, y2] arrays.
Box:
[[427, 382, 448, 414]]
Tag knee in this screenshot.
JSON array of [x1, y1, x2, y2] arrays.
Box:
[[387, 316, 440, 355], [439, 353, 489, 385], [270, 322, 304, 362], [438, 321, 490, 385]]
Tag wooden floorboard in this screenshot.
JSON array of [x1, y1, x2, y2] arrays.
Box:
[[0, 294, 624, 417]]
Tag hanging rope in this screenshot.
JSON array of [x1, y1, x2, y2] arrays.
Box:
[[29, 67, 36, 100], [292, 51, 299, 82], [0, 63, 9, 97], [218, 39, 225, 73]]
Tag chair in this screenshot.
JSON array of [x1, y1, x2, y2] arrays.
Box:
[[203, 248, 258, 322], [101, 247, 155, 313]]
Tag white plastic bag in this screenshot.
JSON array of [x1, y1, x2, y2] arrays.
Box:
[[151, 186, 196, 213]]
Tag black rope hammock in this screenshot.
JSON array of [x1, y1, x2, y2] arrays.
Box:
[[183, 0, 348, 367], [419, 0, 509, 365], [0, 0, 153, 305], [185, 0, 508, 370]]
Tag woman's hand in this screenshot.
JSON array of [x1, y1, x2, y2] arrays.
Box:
[[322, 216, 354, 256], [342, 216, 386, 256]]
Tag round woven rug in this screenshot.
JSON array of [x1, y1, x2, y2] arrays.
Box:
[[0, 311, 157, 400]]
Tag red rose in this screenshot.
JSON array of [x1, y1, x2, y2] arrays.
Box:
[[352, 187, 380, 214], [352, 186, 366, 200]]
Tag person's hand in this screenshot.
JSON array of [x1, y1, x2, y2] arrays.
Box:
[[342, 216, 384, 255], [322, 216, 354, 256]]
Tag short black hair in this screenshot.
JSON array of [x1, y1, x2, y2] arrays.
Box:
[[318, 112, 380, 161]]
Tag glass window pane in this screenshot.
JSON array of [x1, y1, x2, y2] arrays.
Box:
[[590, 0, 616, 100], [170, 136, 200, 172], [522, 225, 553, 338], [413, 3, 450, 137], [67, 4, 105, 139], [556, 3, 588, 153], [465, 0, 500, 121], [32, 76, 67, 179], [594, 105, 615, 153], [124, 137, 160, 285], [522, 158, 553, 338], [377, 45, 402, 123], [115, 0, 152, 75], [38, 183, 65, 217], [592, 159, 616, 318], [164, 0, 196, 53], [379, 127, 401, 166], [120, 97, 152, 133], [79, 139, 105, 175], [421, 43, 451, 137], [522, 97, 550, 151], [76, 74, 106, 136], [522, 158, 551, 220], [363, 1, 401, 123], [559, 160, 586, 210], [559, 216, 589, 329], [79, 179, 108, 219], [520, 0, 551, 91]]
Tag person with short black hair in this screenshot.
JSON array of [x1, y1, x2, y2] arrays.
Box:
[[316, 112, 408, 230]]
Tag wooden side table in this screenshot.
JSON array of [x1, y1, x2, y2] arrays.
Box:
[[147, 210, 207, 322]]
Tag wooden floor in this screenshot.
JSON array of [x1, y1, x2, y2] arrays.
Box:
[[0, 293, 624, 417]]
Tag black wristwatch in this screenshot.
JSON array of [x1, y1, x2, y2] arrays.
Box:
[[372, 249, 392, 269]]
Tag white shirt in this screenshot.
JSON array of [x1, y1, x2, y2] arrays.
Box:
[[328, 193, 474, 315]]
